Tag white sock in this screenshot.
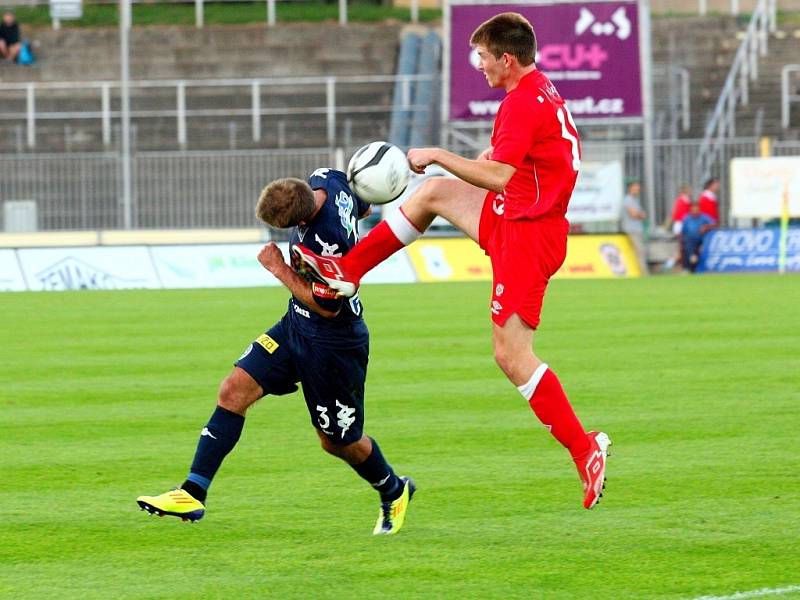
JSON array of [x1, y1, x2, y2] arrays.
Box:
[[516, 363, 549, 400], [385, 207, 423, 245]]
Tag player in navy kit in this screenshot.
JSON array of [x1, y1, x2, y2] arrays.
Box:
[[137, 168, 415, 535]]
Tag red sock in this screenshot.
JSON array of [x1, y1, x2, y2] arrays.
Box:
[[522, 366, 591, 460], [344, 208, 422, 280]]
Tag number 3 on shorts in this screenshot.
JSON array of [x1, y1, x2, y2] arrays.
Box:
[[316, 405, 330, 429], [557, 106, 581, 172]]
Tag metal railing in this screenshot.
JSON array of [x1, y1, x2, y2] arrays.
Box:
[[0, 74, 436, 151], [695, 0, 776, 179], [0, 137, 768, 233], [781, 64, 800, 130]]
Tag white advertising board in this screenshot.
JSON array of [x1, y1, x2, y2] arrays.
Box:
[[361, 250, 417, 284], [17, 246, 160, 291], [0, 249, 27, 291], [567, 161, 624, 223], [731, 157, 800, 218], [150, 243, 283, 289]]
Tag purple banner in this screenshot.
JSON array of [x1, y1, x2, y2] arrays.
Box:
[[448, 2, 642, 121]]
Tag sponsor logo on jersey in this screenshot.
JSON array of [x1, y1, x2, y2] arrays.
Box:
[[255, 333, 280, 353], [495, 283, 504, 297], [292, 303, 311, 319], [491, 300, 503, 315]]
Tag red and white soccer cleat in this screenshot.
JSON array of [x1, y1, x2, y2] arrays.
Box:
[[291, 244, 359, 298], [575, 431, 612, 509]]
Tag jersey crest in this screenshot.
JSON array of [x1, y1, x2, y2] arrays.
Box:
[[334, 190, 357, 240]]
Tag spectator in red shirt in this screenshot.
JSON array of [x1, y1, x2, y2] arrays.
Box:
[[698, 177, 720, 224], [670, 184, 692, 234]]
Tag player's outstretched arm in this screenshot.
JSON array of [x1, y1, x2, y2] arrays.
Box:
[[407, 147, 515, 193], [257, 242, 341, 318]]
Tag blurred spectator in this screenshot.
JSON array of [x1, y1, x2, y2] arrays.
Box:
[[664, 184, 693, 272], [698, 177, 720, 224], [680, 201, 716, 273], [0, 10, 21, 63], [621, 180, 648, 274], [670, 184, 692, 234]]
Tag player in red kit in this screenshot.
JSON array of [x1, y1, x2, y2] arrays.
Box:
[[293, 12, 611, 510]]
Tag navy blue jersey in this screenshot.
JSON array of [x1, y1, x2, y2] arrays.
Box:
[[287, 168, 370, 344]]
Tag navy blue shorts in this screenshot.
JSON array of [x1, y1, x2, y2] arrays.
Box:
[[234, 314, 368, 445]]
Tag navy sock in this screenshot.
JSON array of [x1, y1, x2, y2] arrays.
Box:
[[183, 406, 245, 503], [351, 437, 403, 502]]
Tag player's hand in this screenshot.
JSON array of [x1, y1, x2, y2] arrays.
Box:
[[257, 242, 285, 274], [407, 147, 438, 174], [476, 147, 493, 161]]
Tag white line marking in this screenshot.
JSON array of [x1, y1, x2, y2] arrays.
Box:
[[693, 585, 800, 600]]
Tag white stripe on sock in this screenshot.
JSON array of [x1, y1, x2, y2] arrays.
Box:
[[386, 208, 422, 246], [517, 363, 549, 400]]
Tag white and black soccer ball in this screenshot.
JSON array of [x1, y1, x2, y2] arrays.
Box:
[[346, 141, 410, 205]]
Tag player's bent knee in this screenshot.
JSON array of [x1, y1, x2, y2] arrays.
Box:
[[317, 432, 347, 457], [217, 374, 259, 414], [414, 177, 451, 208]]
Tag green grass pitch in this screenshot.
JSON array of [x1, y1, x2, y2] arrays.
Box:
[[2, 275, 799, 599]]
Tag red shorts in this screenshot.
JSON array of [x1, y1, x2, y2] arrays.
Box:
[[478, 191, 568, 329]]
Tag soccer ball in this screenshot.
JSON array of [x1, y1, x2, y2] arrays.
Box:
[[347, 141, 410, 205]]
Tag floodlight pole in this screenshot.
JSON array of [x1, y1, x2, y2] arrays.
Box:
[[639, 0, 656, 226], [120, 0, 133, 229]]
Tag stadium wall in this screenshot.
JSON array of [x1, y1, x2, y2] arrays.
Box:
[[0, 235, 643, 292]]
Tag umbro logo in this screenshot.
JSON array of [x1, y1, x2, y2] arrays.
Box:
[[492, 194, 505, 215], [200, 427, 217, 439]]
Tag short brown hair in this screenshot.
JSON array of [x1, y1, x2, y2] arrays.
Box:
[[255, 178, 316, 228], [470, 12, 536, 66]]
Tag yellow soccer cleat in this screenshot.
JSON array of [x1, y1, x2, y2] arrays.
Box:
[[137, 488, 205, 522], [373, 476, 416, 535]]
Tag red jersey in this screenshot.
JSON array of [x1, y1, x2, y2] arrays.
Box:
[[671, 193, 691, 223], [698, 190, 719, 223], [490, 70, 581, 221]]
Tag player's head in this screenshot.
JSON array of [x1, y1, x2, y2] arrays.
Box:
[[256, 178, 316, 228], [703, 177, 720, 192], [470, 12, 536, 68]]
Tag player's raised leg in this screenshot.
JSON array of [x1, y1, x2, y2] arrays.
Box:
[[292, 177, 485, 297], [136, 367, 261, 521]]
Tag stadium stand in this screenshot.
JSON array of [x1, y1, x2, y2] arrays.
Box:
[[2, 14, 799, 154], [0, 23, 404, 152], [651, 15, 800, 140]]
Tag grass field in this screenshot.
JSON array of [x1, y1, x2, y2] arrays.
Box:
[[2, 275, 799, 599]]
